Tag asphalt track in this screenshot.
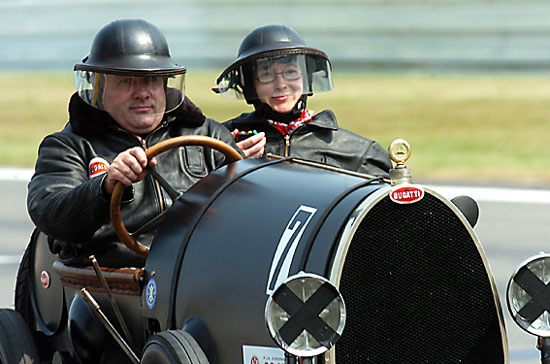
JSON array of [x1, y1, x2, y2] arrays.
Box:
[[0, 167, 547, 363]]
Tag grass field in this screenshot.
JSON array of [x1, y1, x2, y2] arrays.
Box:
[[2, 70, 550, 184]]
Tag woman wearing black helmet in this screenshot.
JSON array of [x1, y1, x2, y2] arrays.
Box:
[[215, 24, 392, 176]]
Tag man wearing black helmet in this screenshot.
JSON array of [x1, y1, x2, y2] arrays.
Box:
[[215, 24, 391, 176], [27, 19, 241, 268]]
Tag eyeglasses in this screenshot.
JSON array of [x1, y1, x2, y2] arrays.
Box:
[[256, 67, 302, 84]]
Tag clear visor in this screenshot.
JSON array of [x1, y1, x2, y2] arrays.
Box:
[[75, 71, 185, 114], [217, 53, 332, 100]]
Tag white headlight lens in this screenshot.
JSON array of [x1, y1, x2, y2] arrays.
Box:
[[507, 253, 550, 337], [265, 272, 345, 357]]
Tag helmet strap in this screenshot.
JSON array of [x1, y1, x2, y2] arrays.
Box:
[[254, 94, 308, 123]]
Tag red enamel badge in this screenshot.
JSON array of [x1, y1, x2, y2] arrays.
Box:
[[88, 157, 110, 178], [390, 185, 425, 204], [40, 270, 50, 288]]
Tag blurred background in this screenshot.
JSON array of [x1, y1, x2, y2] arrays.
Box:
[[3, 0, 550, 182], [3, 0, 550, 73], [2, 1, 550, 363]]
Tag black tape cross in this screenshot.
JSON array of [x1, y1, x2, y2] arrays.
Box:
[[514, 266, 550, 324], [272, 282, 340, 349]]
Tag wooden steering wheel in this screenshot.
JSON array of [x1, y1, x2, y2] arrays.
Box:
[[109, 135, 243, 257]]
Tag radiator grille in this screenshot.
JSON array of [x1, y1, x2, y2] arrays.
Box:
[[336, 193, 505, 364]]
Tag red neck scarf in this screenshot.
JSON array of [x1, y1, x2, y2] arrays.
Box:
[[265, 109, 314, 136]]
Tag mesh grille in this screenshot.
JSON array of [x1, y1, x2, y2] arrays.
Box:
[[336, 193, 505, 364]]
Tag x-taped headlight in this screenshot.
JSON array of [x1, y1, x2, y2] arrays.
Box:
[[507, 252, 550, 337], [265, 272, 345, 357]]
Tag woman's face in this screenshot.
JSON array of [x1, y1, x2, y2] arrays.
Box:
[[254, 58, 304, 114]]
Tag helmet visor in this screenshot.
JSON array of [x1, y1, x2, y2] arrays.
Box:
[[216, 53, 332, 100], [75, 70, 185, 113]]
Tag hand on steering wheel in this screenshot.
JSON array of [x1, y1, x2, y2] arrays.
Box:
[[110, 135, 243, 257]]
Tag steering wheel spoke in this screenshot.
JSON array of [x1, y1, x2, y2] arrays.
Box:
[[147, 166, 182, 201]]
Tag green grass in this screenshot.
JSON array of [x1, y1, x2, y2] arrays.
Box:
[[2, 70, 550, 183]]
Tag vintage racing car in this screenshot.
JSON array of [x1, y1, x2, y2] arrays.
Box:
[[0, 137, 509, 364]]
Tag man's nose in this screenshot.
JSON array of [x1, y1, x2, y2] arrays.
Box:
[[133, 79, 152, 98]]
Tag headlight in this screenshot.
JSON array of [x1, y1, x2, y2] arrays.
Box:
[[265, 272, 346, 358], [507, 252, 550, 337]]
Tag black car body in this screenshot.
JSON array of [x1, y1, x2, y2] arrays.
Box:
[[3, 145, 509, 364]]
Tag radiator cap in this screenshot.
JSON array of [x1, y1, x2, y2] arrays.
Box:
[[388, 139, 412, 185]]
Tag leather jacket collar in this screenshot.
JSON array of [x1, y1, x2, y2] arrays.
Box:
[[306, 110, 338, 131], [68, 92, 207, 138]]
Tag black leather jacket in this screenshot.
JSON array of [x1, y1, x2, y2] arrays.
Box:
[[27, 93, 241, 267], [223, 110, 392, 176]]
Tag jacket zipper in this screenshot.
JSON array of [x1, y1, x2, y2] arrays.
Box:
[[284, 135, 290, 157], [144, 123, 169, 213], [283, 123, 309, 157], [117, 123, 167, 213], [140, 137, 165, 213]]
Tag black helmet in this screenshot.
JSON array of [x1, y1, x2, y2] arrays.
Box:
[[75, 19, 185, 76], [74, 19, 186, 112], [215, 24, 333, 103], [237, 24, 315, 65]]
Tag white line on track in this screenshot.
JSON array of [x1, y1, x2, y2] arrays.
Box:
[[1, 168, 549, 204], [0, 167, 34, 182], [426, 185, 550, 204], [0, 255, 22, 264]]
